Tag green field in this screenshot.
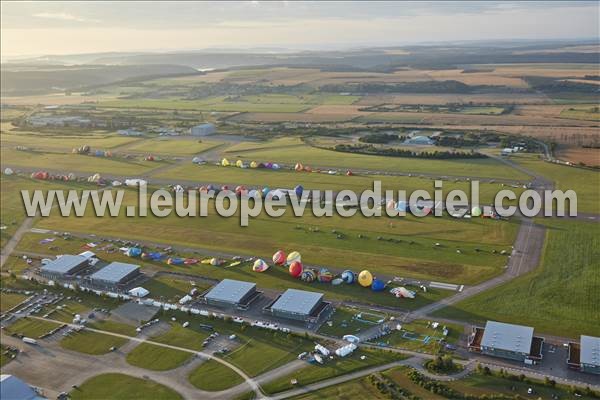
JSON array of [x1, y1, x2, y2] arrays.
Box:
[[511, 153, 600, 214], [0, 292, 27, 312], [70, 373, 182, 400], [559, 105, 600, 121], [143, 276, 210, 303], [188, 360, 245, 391], [87, 319, 137, 336], [381, 319, 463, 353], [1, 131, 140, 152], [224, 142, 529, 180], [319, 307, 386, 337], [289, 376, 386, 400], [434, 218, 600, 338], [151, 323, 208, 351], [261, 348, 401, 394], [4, 317, 61, 338], [0, 345, 19, 368], [60, 330, 128, 355], [126, 342, 193, 371], [127, 138, 223, 155]]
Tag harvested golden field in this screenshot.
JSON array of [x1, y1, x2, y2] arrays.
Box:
[[482, 64, 600, 78], [355, 93, 551, 106], [1, 92, 116, 106], [304, 105, 370, 115], [563, 79, 600, 85], [555, 146, 600, 166], [427, 69, 530, 88]]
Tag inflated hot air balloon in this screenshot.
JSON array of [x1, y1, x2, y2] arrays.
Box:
[[287, 251, 301, 265], [264, 162, 272, 169], [301, 269, 317, 282], [294, 185, 304, 197], [127, 247, 142, 257], [221, 158, 230, 167], [199, 186, 208, 193], [221, 185, 230, 192], [331, 278, 343, 286], [4, 168, 14, 175], [68, 173, 75, 181], [253, 258, 269, 272], [272, 163, 280, 170], [295, 162, 304, 172], [105, 151, 112, 157], [145, 155, 155, 161], [289, 261, 303, 278], [358, 270, 373, 287], [318, 268, 333, 283], [236, 160, 244, 168], [210, 257, 222, 266], [386, 200, 396, 210], [95, 150, 104, 157], [235, 185, 248, 196], [250, 161, 258, 168], [346, 170, 354, 176], [207, 184, 217, 192], [247, 189, 258, 198], [167, 257, 184, 265], [272, 250, 287, 266], [471, 206, 482, 217], [396, 201, 408, 212], [341, 270, 355, 284], [257, 162, 266, 169], [371, 279, 386, 292], [262, 187, 270, 197], [304, 165, 312, 173]]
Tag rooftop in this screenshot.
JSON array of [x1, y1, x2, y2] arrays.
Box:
[[41, 254, 87, 275], [90, 262, 140, 283], [1, 375, 45, 400], [204, 279, 256, 304], [271, 289, 323, 316], [580, 335, 600, 367], [481, 320, 534, 354]]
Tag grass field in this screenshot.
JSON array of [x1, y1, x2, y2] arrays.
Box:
[[70, 373, 182, 400], [381, 319, 463, 353], [511, 153, 600, 214], [288, 376, 386, 400], [87, 319, 137, 336], [433, 218, 600, 338], [0, 345, 19, 368], [1, 131, 140, 152], [126, 138, 223, 155], [319, 307, 385, 337], [125, 342, 193, 371], [261, 348, 401, 394], [142, 276, 211, 303], [4, 317, 61, 338], [188, 360, 245, 391], [60, 330, 128, 355], [151, 323, 208, 351], [0, 292, 27, 312], [559, 105, 600, 121]]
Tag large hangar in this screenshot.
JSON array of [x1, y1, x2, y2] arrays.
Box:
[[202, 279, 261, 309], [468, 320, 544, 363], [40, 254, 89, 280], [265, 288, 331, 324], [89, 262, 141, 289]]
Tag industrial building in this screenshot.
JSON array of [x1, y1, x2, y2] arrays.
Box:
[[468, 320, 544, 363], [264, 288, 331, 324], [40, 254, 90, 280], [568, 335, 600, 375], [88, 262, 141, 289], [190, 123, 216, 136], [202, 279, 261, 310], [1, 374, 46, 400]]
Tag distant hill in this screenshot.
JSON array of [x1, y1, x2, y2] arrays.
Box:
[[0, 64, 199, 96]]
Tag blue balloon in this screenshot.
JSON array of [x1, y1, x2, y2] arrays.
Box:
[[127, 247, 142, 257], [341, 270, 355, 284], [396, 201, 408, 212], [262, 187, 270, 197], [371, 279, 386, 292], [295, 185, 304, 197]]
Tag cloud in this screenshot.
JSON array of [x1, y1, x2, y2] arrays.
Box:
[[32, 12, 100, 23]]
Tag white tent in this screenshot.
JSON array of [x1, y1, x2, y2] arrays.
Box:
[[128, 287, 149, 298]]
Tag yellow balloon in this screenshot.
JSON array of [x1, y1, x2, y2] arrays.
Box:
[[358, 270, 373, 287], [221, 158, 230, 167]]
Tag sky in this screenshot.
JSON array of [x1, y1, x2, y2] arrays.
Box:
[[1, 1, 598, 57]]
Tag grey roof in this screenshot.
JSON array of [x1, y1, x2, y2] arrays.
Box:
[[1, 375, 46, 400], [90, 262, 139, 283], [41, 255, 87, 275], [481, 321, 534, 354], [580, 335, 600, 367], [271, 289, 323, 316], [205, 279, 255, 304]]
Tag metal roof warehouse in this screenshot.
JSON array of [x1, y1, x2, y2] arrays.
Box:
[[41, 255, 89, 277], [89, 262, 140, 286], [266, 288, 331, 324], [203, 279, 260, 309]]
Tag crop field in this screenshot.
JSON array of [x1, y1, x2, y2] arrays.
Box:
[[0, 148, 167, 176], [434, 218, 600, 338], [126, 342, 193, 371], [356, 92, 551, 106], [70, 373, 183, 400], [60, 330, 128, 355], [261, 348, 401, 394], [4, 317, 61, 338], [188, 360, 245, 391], [126, 137, 224, 155], [554, 146, 600, 167], [559, 105, 600, 121], [230, 111, 359, 123], [426, 69, 529, 88], [223, 137, 304, 153]]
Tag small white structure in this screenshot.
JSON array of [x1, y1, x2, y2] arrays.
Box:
[[190, 123, 216, 136], [128, 287, 149, 298], [315, 344, 330, 357], [335, 343, 357, 357]]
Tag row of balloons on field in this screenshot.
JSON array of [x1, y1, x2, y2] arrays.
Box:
[[252, 250, 386, 291], [221, 158, 282, 169], [198, 184, 304, 198]]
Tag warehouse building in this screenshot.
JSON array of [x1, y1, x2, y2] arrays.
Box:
[[568, 335, 600, 375], [202, 279, 261, 310], [190, 123, 216, 136], [40, 254, 90, 280], [264, 288, 331, 324], [0, 374, 46, 400], [468, 320, 544, 363], [89, 262, 141, 289]]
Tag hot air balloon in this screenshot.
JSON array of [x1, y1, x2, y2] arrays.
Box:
[[235, 185, 248, 196], [247, 189, 258, 198], [341, 270, 355, 284], [236, 159, 244, 168], [301, 269, 317, 282], [318, 268, 333, 283], [265, 162, 273, 169], [371, 279, 386, 292], [386, 200, 396, 210], [167, 257, 184, 265], [261, 187, 270, 197], [210, 257, 222, 266], [304, 165, 312, 173], [331, 278, 343, 285], [272, 250, 287, 266], [250, 161, 258, 168], [358, 270, 373, 287], [396, 201, 408, 212], [221, 158, 230, 167], [471, 206, 482, 217], [199, 186, 208, 193], [272, 163, 281, 170], [289, 261, 303, 278], [105, 151, 113, 157], [346, 170, 354, 176], [141, 252, 150, 260], [127, 247, 142, 257], [207, 184, 217, 192], [145, 155, 155, 161], [4, 168, 13, 175], [192, 156, 202, 164], [294, 185, 304, 197], [252, 258, 269, 272], [390, 287, 416, 299], [221, 185, 230, 192], [294, 162, 304, 172], [287, 251, 301, 265]]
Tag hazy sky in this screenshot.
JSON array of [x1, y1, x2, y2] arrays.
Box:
[[1, 1, 598, 57]]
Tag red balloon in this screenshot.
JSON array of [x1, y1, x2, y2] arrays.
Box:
[[273, 250, 287, 265], [289, 261, 303, 278]]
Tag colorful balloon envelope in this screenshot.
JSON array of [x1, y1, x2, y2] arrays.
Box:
[[331, 278, 344, 286], [294, 162, 304, 171], [140, 252, 150, 260], [221, 185, 230, 192], [250, 161, 258, 168], [221, 158, 230, 167], [236, 160, 244, 168], [371, 279, 386, 292], [287, 251, 301, 264], [471, 206, 482, 217], [127, 247, 142, 257], [252, 258, 269, 272], [262, 187, 270, 197], [235, 185, 247, 196], [318, 268, 333, 283], [272, 250, 287, 265], [300, 269, 317, 282], [210, 257, 222, 266], [358, 270, 373, 287], [294, 185, 304, 197], [341, 270, 355, 284], [386, 200, 396, 210], [289, 261, 303, 278]]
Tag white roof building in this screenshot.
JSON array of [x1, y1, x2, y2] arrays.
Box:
[[481, 320, 534, 355], [1, 375, 46, 400], [580, 335, 600, 368]]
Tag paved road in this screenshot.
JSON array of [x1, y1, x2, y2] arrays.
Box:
[[0, 217, 34, 268]]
